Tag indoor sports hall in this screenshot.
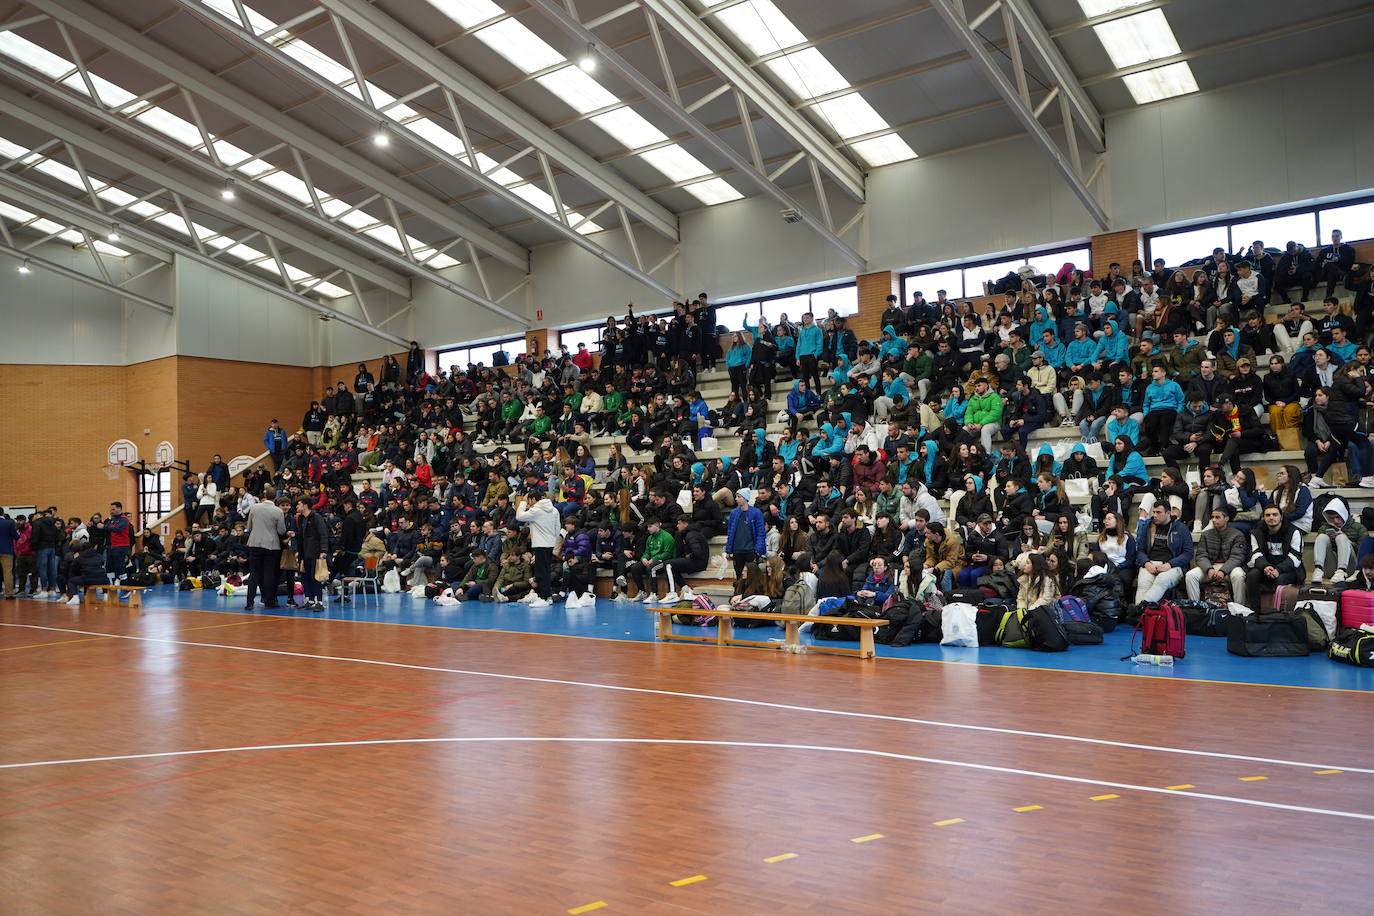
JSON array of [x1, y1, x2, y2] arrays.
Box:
[[2, 0, 1374, 912]]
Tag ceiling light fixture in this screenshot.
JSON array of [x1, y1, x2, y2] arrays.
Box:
[[577, 42, 597, 73], [18, 258, 31, 274], [107, 223, 120, 242], [373, 123, 389, 147], [220, 180, 236, 200]]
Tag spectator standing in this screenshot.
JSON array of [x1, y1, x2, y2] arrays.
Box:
[[264, 420, 288, 471], [515, 487, 560, 608], [206, 454, 231, 493], [724, 489, 767, 579], [244, 494, 287, 611], [295, 497, 330, 611], [30, 507, 62, 598], [0, 513, 15, 598]]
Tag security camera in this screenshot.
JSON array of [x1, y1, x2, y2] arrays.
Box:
[[781, 208, 801, 224]]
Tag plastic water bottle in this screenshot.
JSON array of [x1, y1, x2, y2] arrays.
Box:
[[1132, 653, 1174, 666]]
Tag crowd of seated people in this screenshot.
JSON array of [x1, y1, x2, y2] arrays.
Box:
[[11, 231, 1374, 625]]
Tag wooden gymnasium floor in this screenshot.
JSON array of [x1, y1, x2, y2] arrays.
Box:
[[2, 600, 1373, 914]]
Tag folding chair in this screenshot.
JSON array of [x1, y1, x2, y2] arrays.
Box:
[[347, 556, 381, 602]]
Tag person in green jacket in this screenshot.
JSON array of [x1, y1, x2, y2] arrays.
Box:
[[520, 405, 552, 442], [964, 376, 1004, 453], [492, 552, 533, 602], [1002, 330, 1033, 373], [461, 548, 499, 601], [628, 518, 676, 602], [499, 392, 523, 441], [900, 344, 933, 400]]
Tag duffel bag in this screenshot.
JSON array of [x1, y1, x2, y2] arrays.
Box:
[[945, 588, 985, 605], [1021, 604, 1070, 652], [1179, 600, 1231, 637], [976, 606, 1007, 647], [997, 608, 1027, 649], [1063, 620, 1104, 645], [1295, 601, 1335, 650], [813, 599, 883, 641], [1327, 627, 1374, 667], [1227, 612, 1311, 657], [914, 604, 944, 643]]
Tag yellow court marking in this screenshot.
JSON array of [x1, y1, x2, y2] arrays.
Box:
[[1090, 794, 1120, 801], [176, 617, 280, 633], [1239, 776, 1269, 782], [850, 834, 884, 843], [668, 875, 707, 887], [1012, 805, 1043, 812], [0, 637, 115, 650], [1165, 784, 1196, 790], [763, 853, 798, 863], [567, 903, 607, 915], [932, 818, 965, 827], [1314, 770, 1343, 775]]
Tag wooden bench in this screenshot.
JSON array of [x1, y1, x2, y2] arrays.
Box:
[[648, 607, 888, 659], [81, 584, 148, 611]]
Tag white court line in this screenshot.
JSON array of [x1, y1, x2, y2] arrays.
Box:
[[3, 622, 1373, 775], [1, 736, 1371, 823]]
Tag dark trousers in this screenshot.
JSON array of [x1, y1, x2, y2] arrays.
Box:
[[105, 546, 130, 583], [300, 559, 324, 601], [246, 546, 281, 607], [732, 549, 758, 579], [1139, 409, 1177, 454], [798, 355, 821, 391], [1323, 263, 1345, 298], [728, 365, 749, 399], [532, 546, 553, 599], [1245, 565, 1302, 612]]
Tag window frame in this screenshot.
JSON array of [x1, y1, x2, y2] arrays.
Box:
[[435, 335, 524, 372], [1144, 194, 1374, 268], [137, 468, 172, 529], [899, 242, 1092, 305]]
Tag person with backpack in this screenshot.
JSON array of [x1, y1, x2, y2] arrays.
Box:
[[1244, 505, 1304, 612]]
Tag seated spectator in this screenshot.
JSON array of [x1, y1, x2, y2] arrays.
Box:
[[1133, 500, 1193, 605], [1312, 498, 1366, 585], [1184, 504, 1248, 603], [1244, 506, 1304, 611]]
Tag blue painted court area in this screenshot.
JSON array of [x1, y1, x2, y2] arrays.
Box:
[[127, 586, 1374, 692]]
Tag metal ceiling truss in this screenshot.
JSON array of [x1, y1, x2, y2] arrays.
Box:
[[526, 0, 865, 269], [926, 0, 1109, 230], [0, 164, 412, 347], [0, 204, 174, 314], [170, 0, 680, 301], [0, 17, 535, 328], [636, 0, 865, 203], [23, 0, 528, 278]]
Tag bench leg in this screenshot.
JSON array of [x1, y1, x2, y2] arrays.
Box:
[[859, 627, 876, 659], [717, 616, 733, 647], [655, 612, 671, 640], [784, 620, 800, 652]]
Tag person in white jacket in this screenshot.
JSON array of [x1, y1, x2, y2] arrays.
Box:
[[515, 487, 561, 608]]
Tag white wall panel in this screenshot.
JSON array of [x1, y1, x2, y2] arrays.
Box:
[[173, 255, 320, 367], [0, 241, 126, 365]]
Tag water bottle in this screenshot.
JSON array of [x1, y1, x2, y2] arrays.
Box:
[[1132, 653, 1174, 666]]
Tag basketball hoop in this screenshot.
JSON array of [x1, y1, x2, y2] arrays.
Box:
[[101, 463, 120, 481]]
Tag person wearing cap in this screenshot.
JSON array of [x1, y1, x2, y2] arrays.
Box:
[[724, 489, 766, 579], [959, 513, 1008, 586], [1214, 327, 1256, 379]]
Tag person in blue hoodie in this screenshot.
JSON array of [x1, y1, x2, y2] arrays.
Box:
[[1139, 362, 1185, 456], [1091, 318, 1129, 373], [943, 383, 969, 424], [796, 312, 824, 391], [1029, 306, 1057, 346], [878, 325, 907, 362], [812, 421, 846, 459], [1032, 443, 1062, 479], [1106, 434, 1148, 490], [725, 331, 752, 399], [786, 380, 820, 428], [1064, 322, 1097, 377], [1036, 328, 1067, 369]]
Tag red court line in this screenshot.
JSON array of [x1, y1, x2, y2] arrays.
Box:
[[51, 660, 417, 714], [0, 697, 129, 722]]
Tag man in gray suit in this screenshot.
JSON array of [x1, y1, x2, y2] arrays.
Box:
[[244, 489, 287, 610]]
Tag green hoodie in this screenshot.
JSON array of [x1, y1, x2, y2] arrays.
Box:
[[525, 414, 552, 437], [495, 559, 531, 589], [965, 389, 1004, 426], [602, 391, 624, 413], [902, 351, 932, 382], [500, 398, 522, 422], [642, 528, 676, 562]]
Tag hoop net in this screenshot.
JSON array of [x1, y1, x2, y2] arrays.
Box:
[[101, 463, 120, 481]]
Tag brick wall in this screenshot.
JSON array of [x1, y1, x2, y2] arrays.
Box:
[[853, 270, 898, 342], [0, 364, 135, 517], [175, 356, 318, 474], [1091, 229, 1144, 278]]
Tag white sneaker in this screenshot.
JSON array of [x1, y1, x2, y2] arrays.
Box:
[[639, 592, 657, 603], [1359, 476, 1374, 488], [679, 585, 695, 600], [1331, 571, 1350, 584], [661, 590, 680, 603], [1192, 523, 1203, 537], [66, 595, 80, 605], [1309, 476, 1327, 488], [614, 575, 627, 589], [1059, 417, 1075, 427], [528, 596, 552, 608]]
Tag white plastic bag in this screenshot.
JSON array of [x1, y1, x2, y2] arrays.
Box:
[[676, 489, 693, 513], [1227, 601, 1254, 618], [408, 584, 428, 598], [699, 435, 719, 452], [381, 569, 402, 593], [940, 602, 979, 647], [1064, 478, 1091, 500]]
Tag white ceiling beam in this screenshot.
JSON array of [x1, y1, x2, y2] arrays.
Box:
[[925, 0, 1108, 230], [0, 182, 171, 262], [26, 0, 529, 271], [0, 167, 410, 346], [635, 0, 866, 203], [1001, 0, 1104, 152], [527, 0, 866, 269], [0, 78, 413, 299], [314, 0, 678, 242]]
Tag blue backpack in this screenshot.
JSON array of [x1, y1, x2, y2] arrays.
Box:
[[1053, 595, 1091, 623]]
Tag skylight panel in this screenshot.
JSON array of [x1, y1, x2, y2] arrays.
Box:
[[764, 48, 848, 100], [425, 0, 503, 28], [279, 37, 353, 85], [810, 94, 888, 140], [133, 107, 205, 149], [848, 135, 918, 168], [705, 0, 806, 57], [1092, 9, 1181, 68], [0, 32, 70, 79], [1121, 62, 1199, 104], [639, 146, 712, 184], [1076, 2, 1198, 103], [474, 19, 565, 75], [590, 107, 667, 152], [682, 178, 743, 206], [536, 67, 618, 116]]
